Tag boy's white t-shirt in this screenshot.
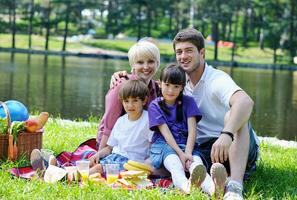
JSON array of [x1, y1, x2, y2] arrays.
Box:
[[107, 110, 153, 162]]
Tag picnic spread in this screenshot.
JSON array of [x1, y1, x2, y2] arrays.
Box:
[[1, 100, 173, 190], [10, 138, 173, 190]]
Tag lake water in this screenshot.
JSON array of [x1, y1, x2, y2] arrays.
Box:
[[0, 53, 297, 141]]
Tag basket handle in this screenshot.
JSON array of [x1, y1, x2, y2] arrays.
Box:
[[0, 101, 11, 134]]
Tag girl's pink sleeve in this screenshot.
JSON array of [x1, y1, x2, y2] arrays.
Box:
[[96, 83, 123, 143]]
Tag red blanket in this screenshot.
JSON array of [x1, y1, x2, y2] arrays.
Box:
[[10, 138, 173, 188]]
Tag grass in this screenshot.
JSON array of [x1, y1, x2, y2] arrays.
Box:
[[0, 117, 297, 199], [0, 33, 293, 65]]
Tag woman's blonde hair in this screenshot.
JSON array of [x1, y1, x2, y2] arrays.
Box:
[[128, 41, 160, 70]]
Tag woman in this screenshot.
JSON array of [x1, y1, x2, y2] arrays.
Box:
[[97, 40, 160, 150]]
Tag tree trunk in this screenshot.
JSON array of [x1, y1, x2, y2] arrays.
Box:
[[11, 0, 16, 49], [273, 46, 277, 64], [212, 21, 219, 61], [289, 0, 296, 62], [146, 4, 152, 37], [28, 0, 34, 49], [45, 5, 51, 51], [231, 12, 239, 62], [62, 3, 70, 51], [137, 3, 142, 40], [242, 6, 248, 47]]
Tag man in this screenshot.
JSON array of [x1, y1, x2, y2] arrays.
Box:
[[173, 28, 259, 199]]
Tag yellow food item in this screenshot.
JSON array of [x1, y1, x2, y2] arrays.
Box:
[[127, 160, 153, 172], [123, 163, 151, 174], [106, 174, 118, 184]]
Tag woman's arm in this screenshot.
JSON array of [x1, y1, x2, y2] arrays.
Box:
[[97, 82, 124, 149]]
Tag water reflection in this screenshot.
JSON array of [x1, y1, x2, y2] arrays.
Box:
[[0, 53, 296, 141]]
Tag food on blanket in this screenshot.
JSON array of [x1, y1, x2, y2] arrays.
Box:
[[44, 165, 67, 183], [0, 100, 29, 122], [89, 172, 101, 179], [127, 160, 153, 172], [118, 170, 153, 189], [24, 112, 49, 132], [123, 161, 152, 175], [107, 174, 119, 184]]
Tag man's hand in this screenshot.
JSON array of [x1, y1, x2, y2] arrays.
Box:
[[211, 134, 233, 163], [109, 70, 128, 88]]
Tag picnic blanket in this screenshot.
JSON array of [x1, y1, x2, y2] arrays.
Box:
[[10, 138, 173, 188]]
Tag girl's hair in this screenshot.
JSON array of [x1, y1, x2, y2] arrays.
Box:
[[119, 79, 149, 101], [128, 41, 160, 70], [159, 63, 186, 122]]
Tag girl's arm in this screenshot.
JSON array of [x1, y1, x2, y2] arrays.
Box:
[[89, 146, 113, 166], [185, 116, 197, 155], [185, 117, 197, 170], [158, 124, 192, 168]]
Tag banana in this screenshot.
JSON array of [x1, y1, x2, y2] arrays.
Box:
[[127, 160, 153, 172], [123, 163, 151, 174]]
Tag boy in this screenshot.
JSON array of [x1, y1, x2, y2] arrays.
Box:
[[89, 79, 153, 171]]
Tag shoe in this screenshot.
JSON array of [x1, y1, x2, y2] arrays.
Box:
[[48, 155, 57, 166], [210, 162, 227, 199], [223, 181, 244, 200], [30, 149, 45, 171], [190, 164, 206, 188]]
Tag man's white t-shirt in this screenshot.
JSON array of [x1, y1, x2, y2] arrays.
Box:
[[184, 63, 242, 145], [107, 110, 153, 162]]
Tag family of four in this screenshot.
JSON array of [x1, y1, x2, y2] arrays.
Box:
[[30, 28, 259, 200], [90, 28, 259, 199]]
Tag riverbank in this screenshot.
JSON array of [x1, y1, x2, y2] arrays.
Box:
[[2, 46, 297, 71], [0, 117, 296, 199]]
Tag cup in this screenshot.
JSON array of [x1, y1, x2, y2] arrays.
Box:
[[76, 160, 90, 182], [105, 164, 120, 184], [64, 166, 77, 183]]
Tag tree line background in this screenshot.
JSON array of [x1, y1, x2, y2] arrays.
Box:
[[0, 0, 296, 63]]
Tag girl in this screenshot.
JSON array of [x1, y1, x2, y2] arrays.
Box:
[[148, 63, 215, 194]]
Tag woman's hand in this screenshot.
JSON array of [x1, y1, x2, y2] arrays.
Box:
[[109, 70, 128, 88]]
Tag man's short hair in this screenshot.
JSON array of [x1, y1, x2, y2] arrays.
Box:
[[119, 79, 149, 101], [128, 41, 160, 70], [173, 28, 205, 52]]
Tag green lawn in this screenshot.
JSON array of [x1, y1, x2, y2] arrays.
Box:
[[0, 33, 292, 65], [0, 118, 296, 199]]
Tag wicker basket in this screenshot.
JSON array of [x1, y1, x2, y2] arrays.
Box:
[[0, 101, 43, 160]]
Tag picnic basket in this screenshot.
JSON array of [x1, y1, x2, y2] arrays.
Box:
[[0, 101, 43, 161]]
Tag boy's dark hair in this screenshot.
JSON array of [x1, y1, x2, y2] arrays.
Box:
[[119, 79, 149, 101], [173, 28, 205, 52], [159, 63, 186, 122]]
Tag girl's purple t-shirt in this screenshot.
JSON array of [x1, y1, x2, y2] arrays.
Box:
[[148, 95, 202, 145]]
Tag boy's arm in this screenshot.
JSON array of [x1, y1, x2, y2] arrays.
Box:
[[158, 124, 192, 168], [89, 146, 113, 166]]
